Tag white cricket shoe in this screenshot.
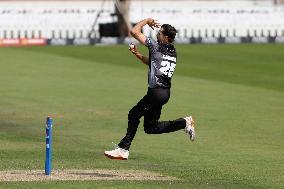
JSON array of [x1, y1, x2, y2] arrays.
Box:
[[184, 116, 196, 141], [104, 147, 129, 160]]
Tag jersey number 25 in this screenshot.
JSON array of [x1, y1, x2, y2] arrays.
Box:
[[160, 60, 176, 78]]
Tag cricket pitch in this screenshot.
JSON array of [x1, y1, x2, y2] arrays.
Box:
[[0, 169, 177, 182]]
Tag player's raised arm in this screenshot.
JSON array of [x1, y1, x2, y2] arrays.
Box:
[[130, 18, 160, 45]]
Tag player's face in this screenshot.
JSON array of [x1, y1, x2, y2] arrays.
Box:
[[157, 28, 169, 43]]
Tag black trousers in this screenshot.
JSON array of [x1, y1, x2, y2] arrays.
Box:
[[118, 87, 186, 150]]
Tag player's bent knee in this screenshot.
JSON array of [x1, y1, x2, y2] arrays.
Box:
[[144, 128, 152, 134], [143, 123, 157, 134]]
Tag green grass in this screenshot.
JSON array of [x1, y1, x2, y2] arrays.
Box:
[[0, 44, 283, 189]]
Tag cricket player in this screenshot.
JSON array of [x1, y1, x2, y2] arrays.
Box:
[[104, 18, 195, 160]]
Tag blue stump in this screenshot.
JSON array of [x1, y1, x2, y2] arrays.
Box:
[[45, 116, 53, 175]]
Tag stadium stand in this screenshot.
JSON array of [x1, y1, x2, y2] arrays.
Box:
[[0, 0, 283, 46]]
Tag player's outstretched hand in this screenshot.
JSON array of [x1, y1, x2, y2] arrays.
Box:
[[147, 18, 161, 30]]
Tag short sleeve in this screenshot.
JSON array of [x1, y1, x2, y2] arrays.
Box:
[[145, 37, 158, 53]]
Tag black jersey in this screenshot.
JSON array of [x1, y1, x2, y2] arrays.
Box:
[[145, 37, 177, 89]]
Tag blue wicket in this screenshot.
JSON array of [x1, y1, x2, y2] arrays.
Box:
[[45, 116, 53, 175]]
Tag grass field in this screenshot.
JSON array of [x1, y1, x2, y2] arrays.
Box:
[[0, 44, 283, 188]]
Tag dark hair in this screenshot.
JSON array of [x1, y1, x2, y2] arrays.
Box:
[[161, 24, 177, 43]]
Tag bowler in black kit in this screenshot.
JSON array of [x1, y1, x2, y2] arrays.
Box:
[[104, 18, 196, 160]]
